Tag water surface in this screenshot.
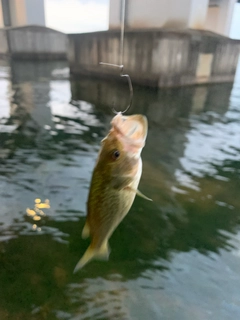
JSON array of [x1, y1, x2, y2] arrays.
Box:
[[0, 59, 240, 320]]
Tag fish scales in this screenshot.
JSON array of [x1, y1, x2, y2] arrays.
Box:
[[73, 113, 148, 272]]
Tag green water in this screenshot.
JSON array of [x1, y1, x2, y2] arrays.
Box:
[[1, 59, 240, 320]]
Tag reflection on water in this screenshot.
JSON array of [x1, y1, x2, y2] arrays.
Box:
[[26, 198, 50, 228], [0, 58, 240, 319]]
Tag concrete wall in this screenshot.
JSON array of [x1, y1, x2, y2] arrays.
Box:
[[188, 0, 209, 29], [109, 0, 121, 29], [0, 25, 67, 60], [206, 0, 236, 36], [0, 1, 4, 28], [1, 0, 45, 27], [68, 29, 240, 88], [9, 0, 27, 26], [162, 0, 191, 29], [109, 0, 237, 36], [109, 0, 209, 30], [205, 6, 218, 32], [0, 29, 8, 56]]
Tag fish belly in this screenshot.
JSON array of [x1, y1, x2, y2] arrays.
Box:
[[74, 159, 143, 272]]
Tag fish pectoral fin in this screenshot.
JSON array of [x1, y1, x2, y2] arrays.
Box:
[[73, 242, 110, 274], [137, 189, 152, 201], [125, 186, 153, 201], [111, 175, 133, 190], [82, 221, 90, 239]]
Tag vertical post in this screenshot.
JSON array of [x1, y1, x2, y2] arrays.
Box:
[[1, 0, 12, 27]]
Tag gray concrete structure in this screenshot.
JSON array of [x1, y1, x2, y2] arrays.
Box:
[[110, 0, 209, 31], [0, 28, 8, 55], [109, 0, 237, 37], [0, 25, 67, 60], [68, 29, 240, 88], [0, 0, 45, 28]]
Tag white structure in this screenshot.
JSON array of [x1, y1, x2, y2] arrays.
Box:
[[205, 0, 236, 36], [0, 1, 4, 27], [109, 0, 237, 37], [0, 0, 45, 28]]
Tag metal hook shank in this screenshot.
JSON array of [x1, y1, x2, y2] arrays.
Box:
[[119, 73, 133, 114], [99, 62, 133, 114]]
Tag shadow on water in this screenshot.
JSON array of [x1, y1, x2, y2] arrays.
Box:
[[0, 59, 240, 319]]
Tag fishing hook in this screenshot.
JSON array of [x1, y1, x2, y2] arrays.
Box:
[[99, 0, 132, 114], [99, 62, 133, 114]]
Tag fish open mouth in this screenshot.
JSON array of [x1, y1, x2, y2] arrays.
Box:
[[111, 113, 148, 145]]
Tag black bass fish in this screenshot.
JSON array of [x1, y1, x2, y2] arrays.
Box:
[[74, 113, 151, 272]]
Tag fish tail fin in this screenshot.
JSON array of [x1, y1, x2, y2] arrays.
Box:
[[73, 246, 95, 273], [73, 242, 110, 274]]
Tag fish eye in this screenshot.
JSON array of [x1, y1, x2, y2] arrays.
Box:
[[112, 150, 120, 160]]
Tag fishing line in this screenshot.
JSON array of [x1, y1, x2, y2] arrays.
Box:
[[100, 0, 133, 114]]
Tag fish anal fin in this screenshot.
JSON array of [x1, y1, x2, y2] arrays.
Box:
[[73, 242, 110, 274], [82, 221, 90, 239], [125, 186, 152, 201]]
